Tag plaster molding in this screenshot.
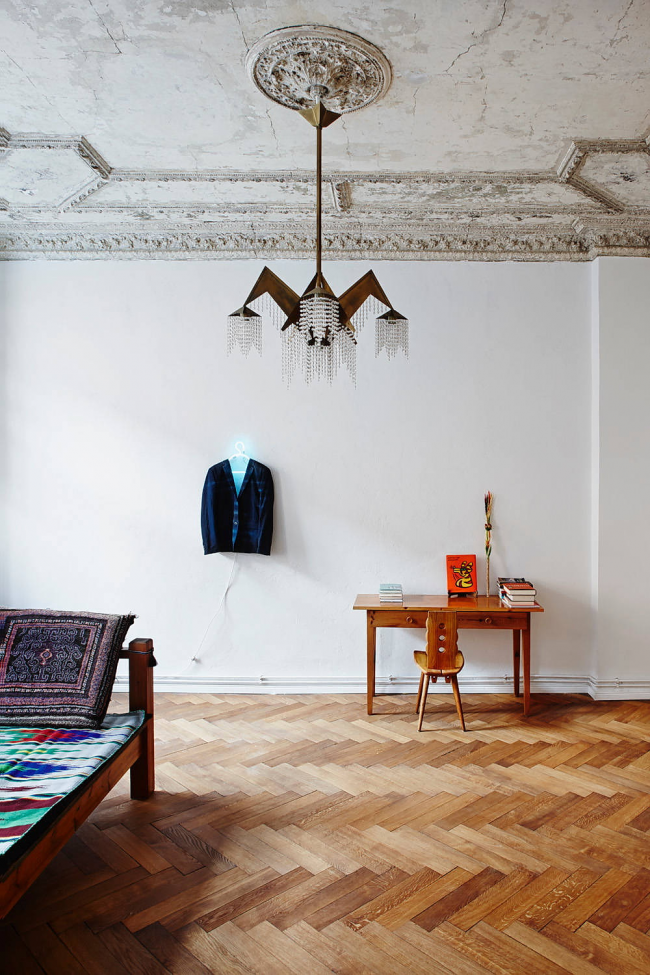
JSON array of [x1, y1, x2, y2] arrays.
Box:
[[332, 180, 352, 211], [3, 223, 650, 260], [106, 169, 573, 186], [557, 138, 650, 181], [109, 169, 312, 184], [568, 175, 625, 213], [59, 176, 108, 210], [7, 132, 112, 178], [245, 26, 392, 114], [2, 129, 650, 259], [68, 204, 601, 220], [557, 138, 650, 217]]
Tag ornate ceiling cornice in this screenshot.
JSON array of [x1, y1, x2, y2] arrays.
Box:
[[3, 221, 650, 262], [1, 129, 649, 260]]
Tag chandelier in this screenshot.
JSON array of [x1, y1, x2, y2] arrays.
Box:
[[227, 27, 409, 384]]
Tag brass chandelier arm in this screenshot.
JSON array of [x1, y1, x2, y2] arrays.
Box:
[[244, 266, 300, 317], [338, 270, 393, 321]]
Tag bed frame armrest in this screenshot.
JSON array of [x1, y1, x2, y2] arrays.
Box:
[[119, 637, 156, 716], [119, 638, 156, 799]]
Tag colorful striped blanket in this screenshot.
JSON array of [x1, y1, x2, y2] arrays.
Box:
[[0, 712, 144, 858]]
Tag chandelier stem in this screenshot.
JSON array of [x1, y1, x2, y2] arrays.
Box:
[[316, 122, 322, 286]]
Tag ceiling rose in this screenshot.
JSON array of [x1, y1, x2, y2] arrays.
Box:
[[245, 26, 393, 114]]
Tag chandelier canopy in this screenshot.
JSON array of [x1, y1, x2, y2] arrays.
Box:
[[228, 27, 409, 384]]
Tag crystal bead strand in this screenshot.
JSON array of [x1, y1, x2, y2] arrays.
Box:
[[227, 313, 262, 356], [350, 295, 386, 334], [375, 315, 409, 359]]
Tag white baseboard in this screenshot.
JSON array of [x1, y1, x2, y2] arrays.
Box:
[[586, 677, 650, 701], [113, 673, 650, 700]]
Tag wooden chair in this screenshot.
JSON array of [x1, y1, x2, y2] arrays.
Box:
[[414, 611, 466, 731]]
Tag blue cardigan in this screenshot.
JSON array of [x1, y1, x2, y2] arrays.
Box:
[[201, 459, 274, 555]]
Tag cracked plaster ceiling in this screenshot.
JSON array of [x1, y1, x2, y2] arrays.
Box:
[[1, 0, 650, 260]]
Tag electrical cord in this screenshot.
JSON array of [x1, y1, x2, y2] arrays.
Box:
[[177, 555, 238, 676]]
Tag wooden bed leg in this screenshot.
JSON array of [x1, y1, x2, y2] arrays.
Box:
[[131, 722, 154, 800], [128, 638, 155, 800]]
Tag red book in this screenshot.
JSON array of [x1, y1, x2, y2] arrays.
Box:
[[446, 554, 477, 596]]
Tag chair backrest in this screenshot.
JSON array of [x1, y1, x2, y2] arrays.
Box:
[[425, 611, 459, 671]]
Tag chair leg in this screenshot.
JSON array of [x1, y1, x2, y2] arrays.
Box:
[[415, 672, 425, 713], [417, 675, 430, 732], [450, 675, 466, 732]]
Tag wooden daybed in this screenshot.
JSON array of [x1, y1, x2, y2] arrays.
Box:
[[0, 637, 155, 919]]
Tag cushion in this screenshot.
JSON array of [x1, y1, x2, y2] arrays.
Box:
[[0, 610, 135, 729]]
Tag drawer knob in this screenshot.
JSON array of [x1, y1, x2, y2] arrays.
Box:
[[484, 617, 492, 624], [406, 616, 415, 624]]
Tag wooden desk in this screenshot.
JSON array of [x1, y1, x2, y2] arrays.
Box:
[[353, 595, 544, 717]]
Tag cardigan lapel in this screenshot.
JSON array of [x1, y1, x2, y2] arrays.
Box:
[[238, 459, 254, 496], [222, 460, 237, 495]]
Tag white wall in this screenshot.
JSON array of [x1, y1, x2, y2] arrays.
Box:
[[0, 259, 595, 692], [594, 258, 650, 691]]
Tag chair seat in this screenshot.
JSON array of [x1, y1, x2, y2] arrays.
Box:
[[414, 648, 464, 675]]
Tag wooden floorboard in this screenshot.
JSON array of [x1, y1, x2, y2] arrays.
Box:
[[4, 692, 650, 973]]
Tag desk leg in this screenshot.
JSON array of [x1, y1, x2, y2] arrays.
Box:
[[523, 619, 531, 717], [513, 630, 521, 697], [367, 613, 376, 715]]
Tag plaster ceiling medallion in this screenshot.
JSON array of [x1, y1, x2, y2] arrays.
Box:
[[245, 26, 392, 114]]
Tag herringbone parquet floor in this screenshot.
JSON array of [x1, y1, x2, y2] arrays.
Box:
[[4, 692, 650, 974]]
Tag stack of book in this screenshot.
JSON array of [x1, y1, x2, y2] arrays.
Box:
[[498, 577, 537, 607], [379, 583, 403, 604]]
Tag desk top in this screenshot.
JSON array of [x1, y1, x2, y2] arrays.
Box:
[[353, 594, 544, 612]]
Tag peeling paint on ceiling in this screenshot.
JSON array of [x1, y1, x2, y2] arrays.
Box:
[[1, 0, 649, 259]]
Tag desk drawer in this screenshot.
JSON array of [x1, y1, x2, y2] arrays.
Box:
[[370, 611, 427, 627], [456, 612, 526, 629]]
